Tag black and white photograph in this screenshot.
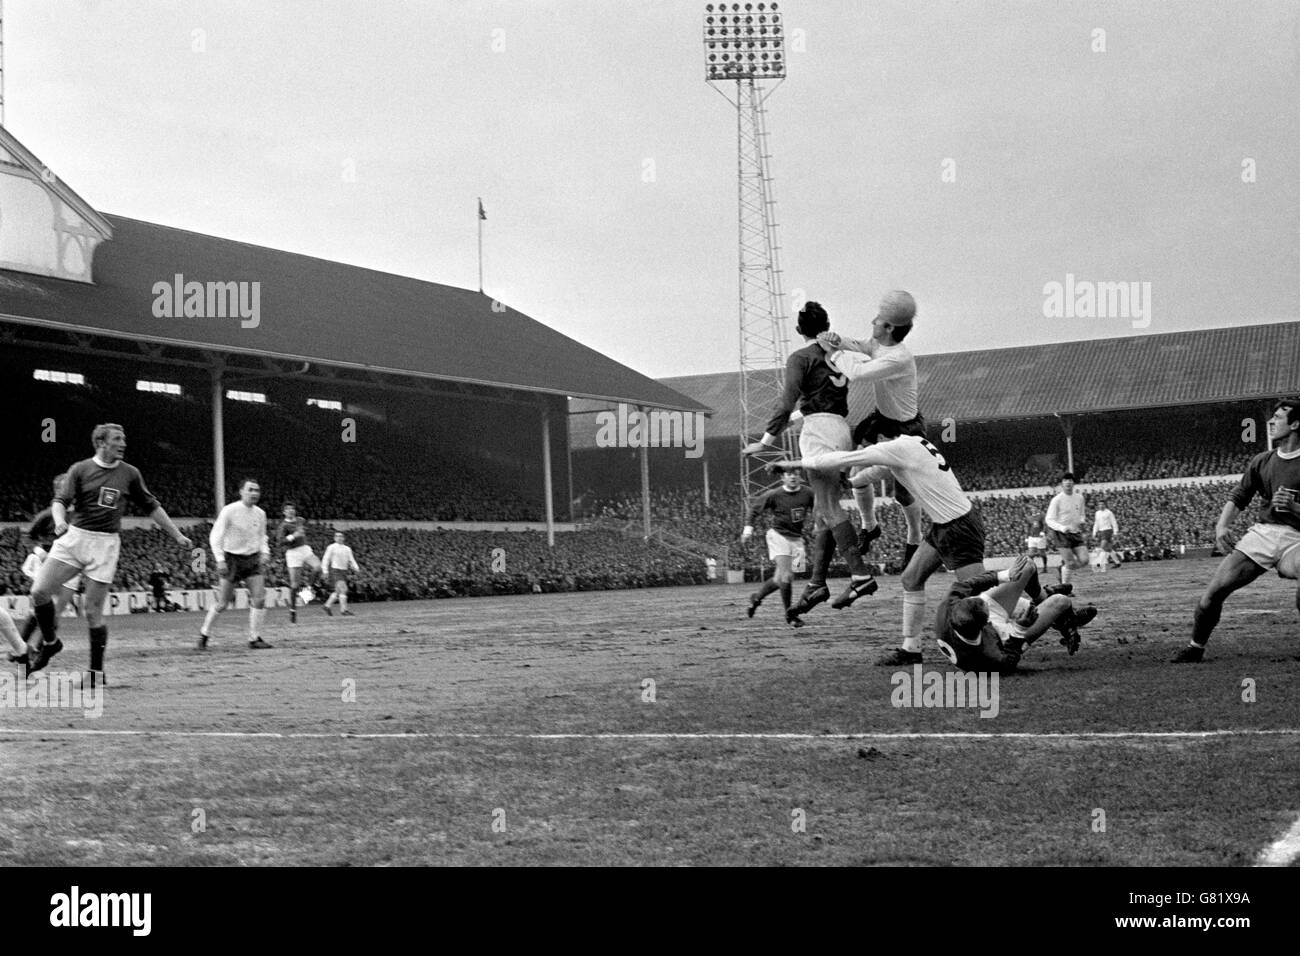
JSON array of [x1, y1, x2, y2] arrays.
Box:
[[0, 0, 1296, 919]]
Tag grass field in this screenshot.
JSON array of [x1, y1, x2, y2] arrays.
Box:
[[2, 557, 1298, 866]]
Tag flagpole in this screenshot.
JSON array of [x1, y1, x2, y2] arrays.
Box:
[[477, 197, 484, 293]]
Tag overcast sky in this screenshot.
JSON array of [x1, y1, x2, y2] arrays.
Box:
[[8, 1, 1298, 378]]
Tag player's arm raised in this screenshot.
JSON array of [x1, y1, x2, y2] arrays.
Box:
[[743, 353, 804, 456]]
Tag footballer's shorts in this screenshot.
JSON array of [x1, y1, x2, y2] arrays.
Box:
[[285, 545, 319, 569], [852, 411, 925, 507], [766, 529, 807, 572], [1235, 523, 1300, 579], [936, 624, 1020, 674], [46, 525, 120, 585], [1026, 535, 1048, 552], [925, 508, 986, 570], [980, 593, 1032, 644], [798, 413, 852, 465], [221, 552, 265, 584], [1048, 529, 1086, 550], [329, 568, 350, 587], [1095, 530, 1114, 547]]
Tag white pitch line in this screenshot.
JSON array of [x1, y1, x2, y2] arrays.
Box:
[[0, 728, 1298, 741], [1257, 813, 1300, 867]]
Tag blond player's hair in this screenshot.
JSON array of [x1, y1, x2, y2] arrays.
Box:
[[91, 422, 125, 448]]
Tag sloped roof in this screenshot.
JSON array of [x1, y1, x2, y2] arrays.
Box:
[[570, 322, 1300, 445], [0, 215, 707, 412]]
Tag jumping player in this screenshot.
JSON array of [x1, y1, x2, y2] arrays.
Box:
[[26, 423, 192, 681], [936, 553, 1098, 673], [1174, 398, 1300, 662], [769, 432, 1090, 664], [280, 502, 322, 623], [199, 478, 273, 650], [1045, 473, 1089, 587], [742, 301, 877, 622], [321, 531, 360, 616], [9, 473, 81, 659], [816, 290, 926, 567], [742, 469, 814, 626]]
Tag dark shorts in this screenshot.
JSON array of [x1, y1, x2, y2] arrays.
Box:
[[329, 568, 349, 586], [1048, 529, 1086, 550], [853, 411, 926, 508], [221, 552, 264, 584], [1096, 530, 1114, 546], [938, 625, 1020, 674], [925, 509, 986, 570]]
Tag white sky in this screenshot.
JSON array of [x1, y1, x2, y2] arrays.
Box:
[[8, 1, 1299, 378]]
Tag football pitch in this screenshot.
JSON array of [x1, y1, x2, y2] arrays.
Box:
[[2, 557, 1298, 866]]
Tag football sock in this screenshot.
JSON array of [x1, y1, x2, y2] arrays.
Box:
[[20, 613, 39, 643], [1023, 570, 1043, 602], [1190, 602, 1220, 646], [89, 625, 107, 671], [901, 590, 926, 652], [831, 521, 871, 577], [853, 488, 876, 531], [757, 578, 781, 600], [811, 530, 835, 587], [249, 607, 265, 640], [201, 605, 220, 637], [1060, 564, 1072, 586], [779, 582, 792, 610], [33, 599, 57, 647]]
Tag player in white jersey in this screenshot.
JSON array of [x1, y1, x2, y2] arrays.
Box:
[[1091, 499, 1121, 570], [321, 532, 360, 616], [1045, 473, 1089, 586], [817, 290, 926, 567], [199, 478, 273, 650], [770, 433, 1092, 663]]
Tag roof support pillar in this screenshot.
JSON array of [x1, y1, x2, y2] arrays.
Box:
[[1055, 413, 1075, 474], [640, 408, 652, 540], [541, 401, 555, 548], [210, 362, 226, 516]]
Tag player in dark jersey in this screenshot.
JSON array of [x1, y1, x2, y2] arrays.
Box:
[[280, 502, 322, 623], [8, 474, 81, 661], [742, 470, 814, 625], [1174, 398, 1300, 662], [26, 423, 192, 681], [741, 301, 877, 621], [935, 554, 1098, 673]]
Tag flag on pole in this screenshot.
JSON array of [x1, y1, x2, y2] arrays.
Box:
[[478, 198, 486, 220]]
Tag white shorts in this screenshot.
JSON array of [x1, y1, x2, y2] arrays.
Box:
[[980, 592, 1031, 643], [1026, 536, 1047, 551], [286, 545, 319, 570], [1235, 523, 1300, 579], [798, 413, 852, 464], [766, 529, 807, 572], [46, 525, 120, 585]]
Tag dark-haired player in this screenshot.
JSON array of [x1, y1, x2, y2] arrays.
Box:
[[742, 301, 878, 622], [26, 424, 192, 681], [9, 474, 81, 661], [281, 502, 322, 623], [199, 478, 272, 650], [1045, 473, 1088, 587], [742, 469, 814, 626], [935, 554, 1097, 673], [1174, 398, 1300, 662], [817, 290, 926, 567]]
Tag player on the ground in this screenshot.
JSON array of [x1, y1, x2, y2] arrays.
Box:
[[742, 469, 814, 626], [741, 301, 877, 623], [321, 531, 360, 616], [26, 423, 192, 681], [816, 290, 925, 567], [199, 478, 273, 650], [1174, 398, 1300, 663], [1045, 473, 1089, 587], [935, 553, 1098, 673], [1091, 498, 1121, 571], [769, 432, 1090, 664], [280, 502, 322, 623]]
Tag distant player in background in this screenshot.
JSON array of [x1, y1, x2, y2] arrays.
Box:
[[1026, 518, 1049, 572], [742, 301, 878, 622], [280, 502, 322, 623], [1091, 498, 1121, 571], [26, 423, 192, 682], [148, 564, 173, 611], [321, 531, 360, 616], [742, 469, 814, 626], [199, 479, 273, 650], [1045, 473, 1089, 586], [816, 290, 926, 567], [1174, 398, 1300, 662]]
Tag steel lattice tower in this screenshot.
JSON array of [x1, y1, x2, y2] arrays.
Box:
[[703, 2, 793, 511]]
